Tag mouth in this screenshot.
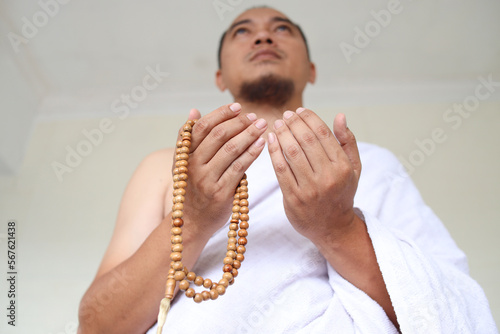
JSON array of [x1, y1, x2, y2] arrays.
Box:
[[250, 48, 282, 62]]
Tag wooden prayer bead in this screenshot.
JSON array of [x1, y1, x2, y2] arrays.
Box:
[[201, 291, 211, 301], [216, 285, 226, 296], [174, 271, 186, 281], [173, 195, 185, 203], [185, 288, 195, 298], [193, 293, 203, 303], [186, 272, 196, 281], [236, 245, 246, 254], [173, 203, 184, 211], [171, 227, 182, 235], [238, 237, 248, 245], [238, 229, 248, 237], [236, 254, 244, 262], [194, 276, 204, 286], [223, 272, 233, 282], [232, 260, 241, 269], [170, 252, 182, 262], [239, 199, 249, 207], [209, 289, 219, 300], [179, 280, 190, 291], [171, 244, 183, 253], [171, 235, 182, 244], [172, 261, 183, 271], [173, 188, 186, 196], [240, 221, 249, 229], [218, 278, 229, 288], [203, 278, 212, 288], [172, 218, 184, 227]]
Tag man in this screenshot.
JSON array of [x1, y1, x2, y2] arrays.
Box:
[[78, 7, 497, 334]]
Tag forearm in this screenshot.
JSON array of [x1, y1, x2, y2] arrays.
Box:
[[315, 213, 398, 329], [78, 218, 209, 334]]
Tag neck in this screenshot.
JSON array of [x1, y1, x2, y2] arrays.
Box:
[[235, 94, 304, 136]]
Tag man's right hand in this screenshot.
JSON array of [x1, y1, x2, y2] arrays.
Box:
[[177, 103, 267, 239]]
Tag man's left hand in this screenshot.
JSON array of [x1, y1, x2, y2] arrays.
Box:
[[267, 108, 362, 246]]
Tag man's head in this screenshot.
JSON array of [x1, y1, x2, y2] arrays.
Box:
[[217, 7, 311, 69], [215, 7, 316, 108]]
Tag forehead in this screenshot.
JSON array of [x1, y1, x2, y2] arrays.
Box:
[[228, 7, 291, 29]]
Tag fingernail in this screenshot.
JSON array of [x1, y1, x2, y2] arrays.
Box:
[[254, 137, 265, 147], [274, 120, 284, 129], [267, 132, 276, 144], [255, 118, 267, 129], [296, 107, 305, 114], [246, 113, 257, 121], [230, 103, 241, 112], [283, 110, 294, 119]]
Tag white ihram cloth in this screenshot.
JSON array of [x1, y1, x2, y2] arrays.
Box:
[[148, 143, 497, 334]]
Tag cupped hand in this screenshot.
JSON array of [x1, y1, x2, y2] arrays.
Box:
[[174, 103, 267, 238], [267, 108, 362, 246]]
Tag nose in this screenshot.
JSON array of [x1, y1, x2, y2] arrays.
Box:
[[253, 30, 274, 47]]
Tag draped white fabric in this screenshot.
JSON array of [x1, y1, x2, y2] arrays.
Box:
[[148, 143, 497, 334]]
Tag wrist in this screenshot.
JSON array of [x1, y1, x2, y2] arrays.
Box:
[[313, 209, 364, 255]]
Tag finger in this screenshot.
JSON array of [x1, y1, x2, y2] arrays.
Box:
[[272, 118, 313, 185], [295, 107, 341, 163], [220, 135, 266, 185], [188, 108, 201, 121], [333, 113, 362, 180], [190, 103, 243, 151], [281, 109, 330, 173], [267, 132, 298, 192], [194, 112, 258, 164], [210, 118, 268, 180]]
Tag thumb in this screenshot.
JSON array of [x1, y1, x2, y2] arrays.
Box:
[[333, 113, 362, 179], [188, 108, 201, 120]]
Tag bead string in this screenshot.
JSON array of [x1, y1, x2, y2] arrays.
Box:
[[156, 119, 250, 333]]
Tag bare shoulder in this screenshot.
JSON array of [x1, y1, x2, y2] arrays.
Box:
[[96, 147, 175, 277]]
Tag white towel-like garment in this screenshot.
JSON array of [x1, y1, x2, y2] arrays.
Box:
[[148, 143, 497, 334]]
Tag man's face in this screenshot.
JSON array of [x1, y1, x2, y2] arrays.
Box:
[[216, 8, 315, 98]]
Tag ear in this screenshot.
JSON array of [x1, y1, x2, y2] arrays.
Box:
[[308, 62, 316, 84], [215, 69, 227, 92]]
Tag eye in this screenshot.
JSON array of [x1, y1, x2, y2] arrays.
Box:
[[234, 27, 249, 36], [275, 25, 292, 33]]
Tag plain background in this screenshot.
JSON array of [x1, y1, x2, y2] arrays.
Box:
[[0, 0, 499, 333]]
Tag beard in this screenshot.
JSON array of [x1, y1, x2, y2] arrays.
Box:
[[237, 74, 295, 108]]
